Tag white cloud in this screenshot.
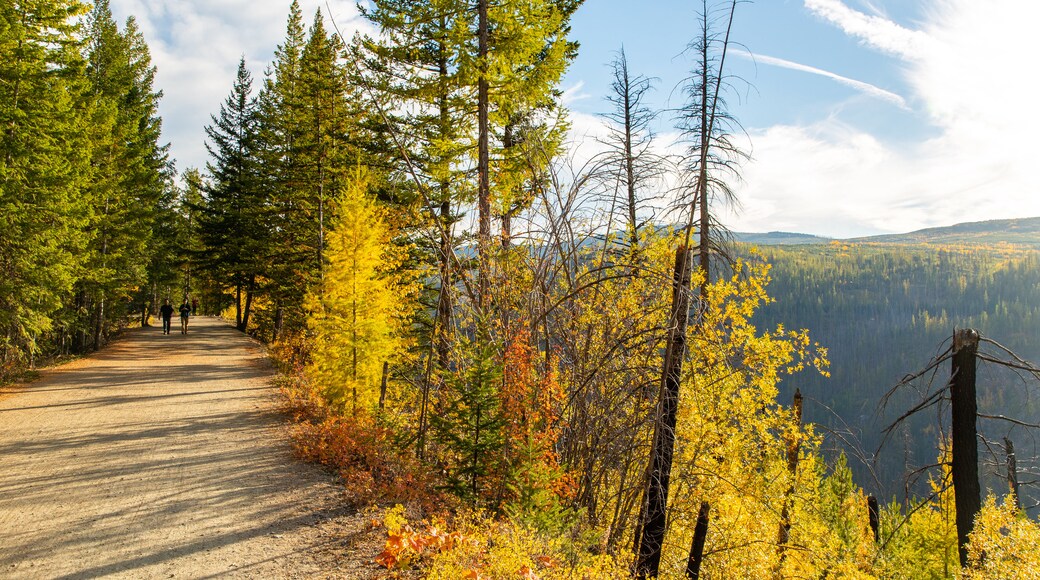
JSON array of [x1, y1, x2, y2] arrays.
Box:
[[110, 0, 370, 178], [726, 0, 1040, 236], [804, 0, 932, 60]]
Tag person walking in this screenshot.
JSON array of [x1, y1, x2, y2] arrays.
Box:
[[159, 299, 174, 335], [191, 296, 198, 316], [179, 299, 192, 334]]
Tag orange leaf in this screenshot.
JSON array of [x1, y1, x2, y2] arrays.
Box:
[[374, 550, 398, 569]]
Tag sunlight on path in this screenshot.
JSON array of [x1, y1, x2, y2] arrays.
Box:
[[0, 318, 356, 579]]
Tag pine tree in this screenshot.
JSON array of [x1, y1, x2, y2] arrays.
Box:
[[256, 0, 307, 338], [257, 8, 365, 337], [433, 328, 507, 506], [78, 1, 170, 350]]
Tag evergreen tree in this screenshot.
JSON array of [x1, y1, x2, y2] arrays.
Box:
[[198, 58, 265, 332], [433, 328, 507, 506], [256, 0, 307, 338], [360, 0, 474, 381], [0, 0, 92, 368], [257, 8, 366, 338], [78, 0, 170, 351]]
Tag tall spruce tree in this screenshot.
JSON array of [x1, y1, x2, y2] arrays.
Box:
[[256, 0, 307, 339], [256, 8, 364, 337], [198, 58, 265, 332]]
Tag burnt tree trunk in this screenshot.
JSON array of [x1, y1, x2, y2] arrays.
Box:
[[776, 389, 804, 571], [379, 360, 389, 411], [951, 328, 980, 568], [635, 245, 692, 578], [1004, 437, 1021, 511], [685, 501, 710, 580], [867, 495, 880, 543], [475, 0, 491, 310]]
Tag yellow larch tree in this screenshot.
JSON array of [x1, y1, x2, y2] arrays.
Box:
[[307, 166, 416, 414]]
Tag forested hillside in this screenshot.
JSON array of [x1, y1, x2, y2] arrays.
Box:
[[751, 241, 1040, 501], [5, 1, 1040, 578]]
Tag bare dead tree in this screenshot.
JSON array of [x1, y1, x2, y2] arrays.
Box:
[[635, 1, 744, 577], [879, 328, 1040, 565], [599, 47, 665, 250]]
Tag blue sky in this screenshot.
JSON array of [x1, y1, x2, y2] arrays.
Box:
[[110, 0, 1040, 238]]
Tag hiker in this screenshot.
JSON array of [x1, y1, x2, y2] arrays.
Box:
[[179, 299, 192, 334], [159, 299, 174, 335], [191, 296, 198, 316]]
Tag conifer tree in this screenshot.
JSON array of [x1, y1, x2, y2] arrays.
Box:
[[307, 166, 415, 413], [79, 1, 170, 350], [198, 58, 265, 331], [257, 8, 365, 337], [0, 0, 92, 366], [433, 328, 507, 506], [361, 0, 473, 352], [256, 0, 307, 338]]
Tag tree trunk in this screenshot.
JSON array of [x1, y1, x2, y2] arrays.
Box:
[[685, 502, 710, 580], [951, 328, 980, 568], [379, 361, 389, 411], [235, 283, 243, 329], [476, 0, 491, 311], [238, 276, 255, 332], [867, 495, 880, 543], [93, 296, 105, 352], [1004, 437, 1021, 511], [776, 388, 803, 573], [635, 245, 692, 578]]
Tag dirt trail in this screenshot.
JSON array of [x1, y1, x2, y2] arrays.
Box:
[[0, 317, 378, 579]]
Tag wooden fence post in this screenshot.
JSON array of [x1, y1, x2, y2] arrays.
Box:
[[951, 328, 980, 568]]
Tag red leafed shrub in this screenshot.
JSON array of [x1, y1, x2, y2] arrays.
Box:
[[280, 376, 444, 510]]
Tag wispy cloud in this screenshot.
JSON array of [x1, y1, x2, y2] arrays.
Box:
[[741, 51, 908, 109], [804, 0, 932, 60]]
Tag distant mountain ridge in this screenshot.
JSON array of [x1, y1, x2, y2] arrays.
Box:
[[735, 217, 1040, 247], [851, 216, 1040, 247], [732, 231, 832, 245]]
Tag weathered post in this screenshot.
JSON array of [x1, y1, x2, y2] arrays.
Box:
[[685, 502, 710, 580], [950, 328, 980, 568]]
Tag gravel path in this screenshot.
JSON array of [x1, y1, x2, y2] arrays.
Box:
[[0, 317, 380, 579]]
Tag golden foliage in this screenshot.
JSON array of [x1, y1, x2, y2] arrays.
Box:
[[306, 166, 418, 413]]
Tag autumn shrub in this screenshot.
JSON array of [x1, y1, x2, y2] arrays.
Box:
[[278, 374, 445, 511], [374, 505, 629, 579], [965, 496, 1040, 580]]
